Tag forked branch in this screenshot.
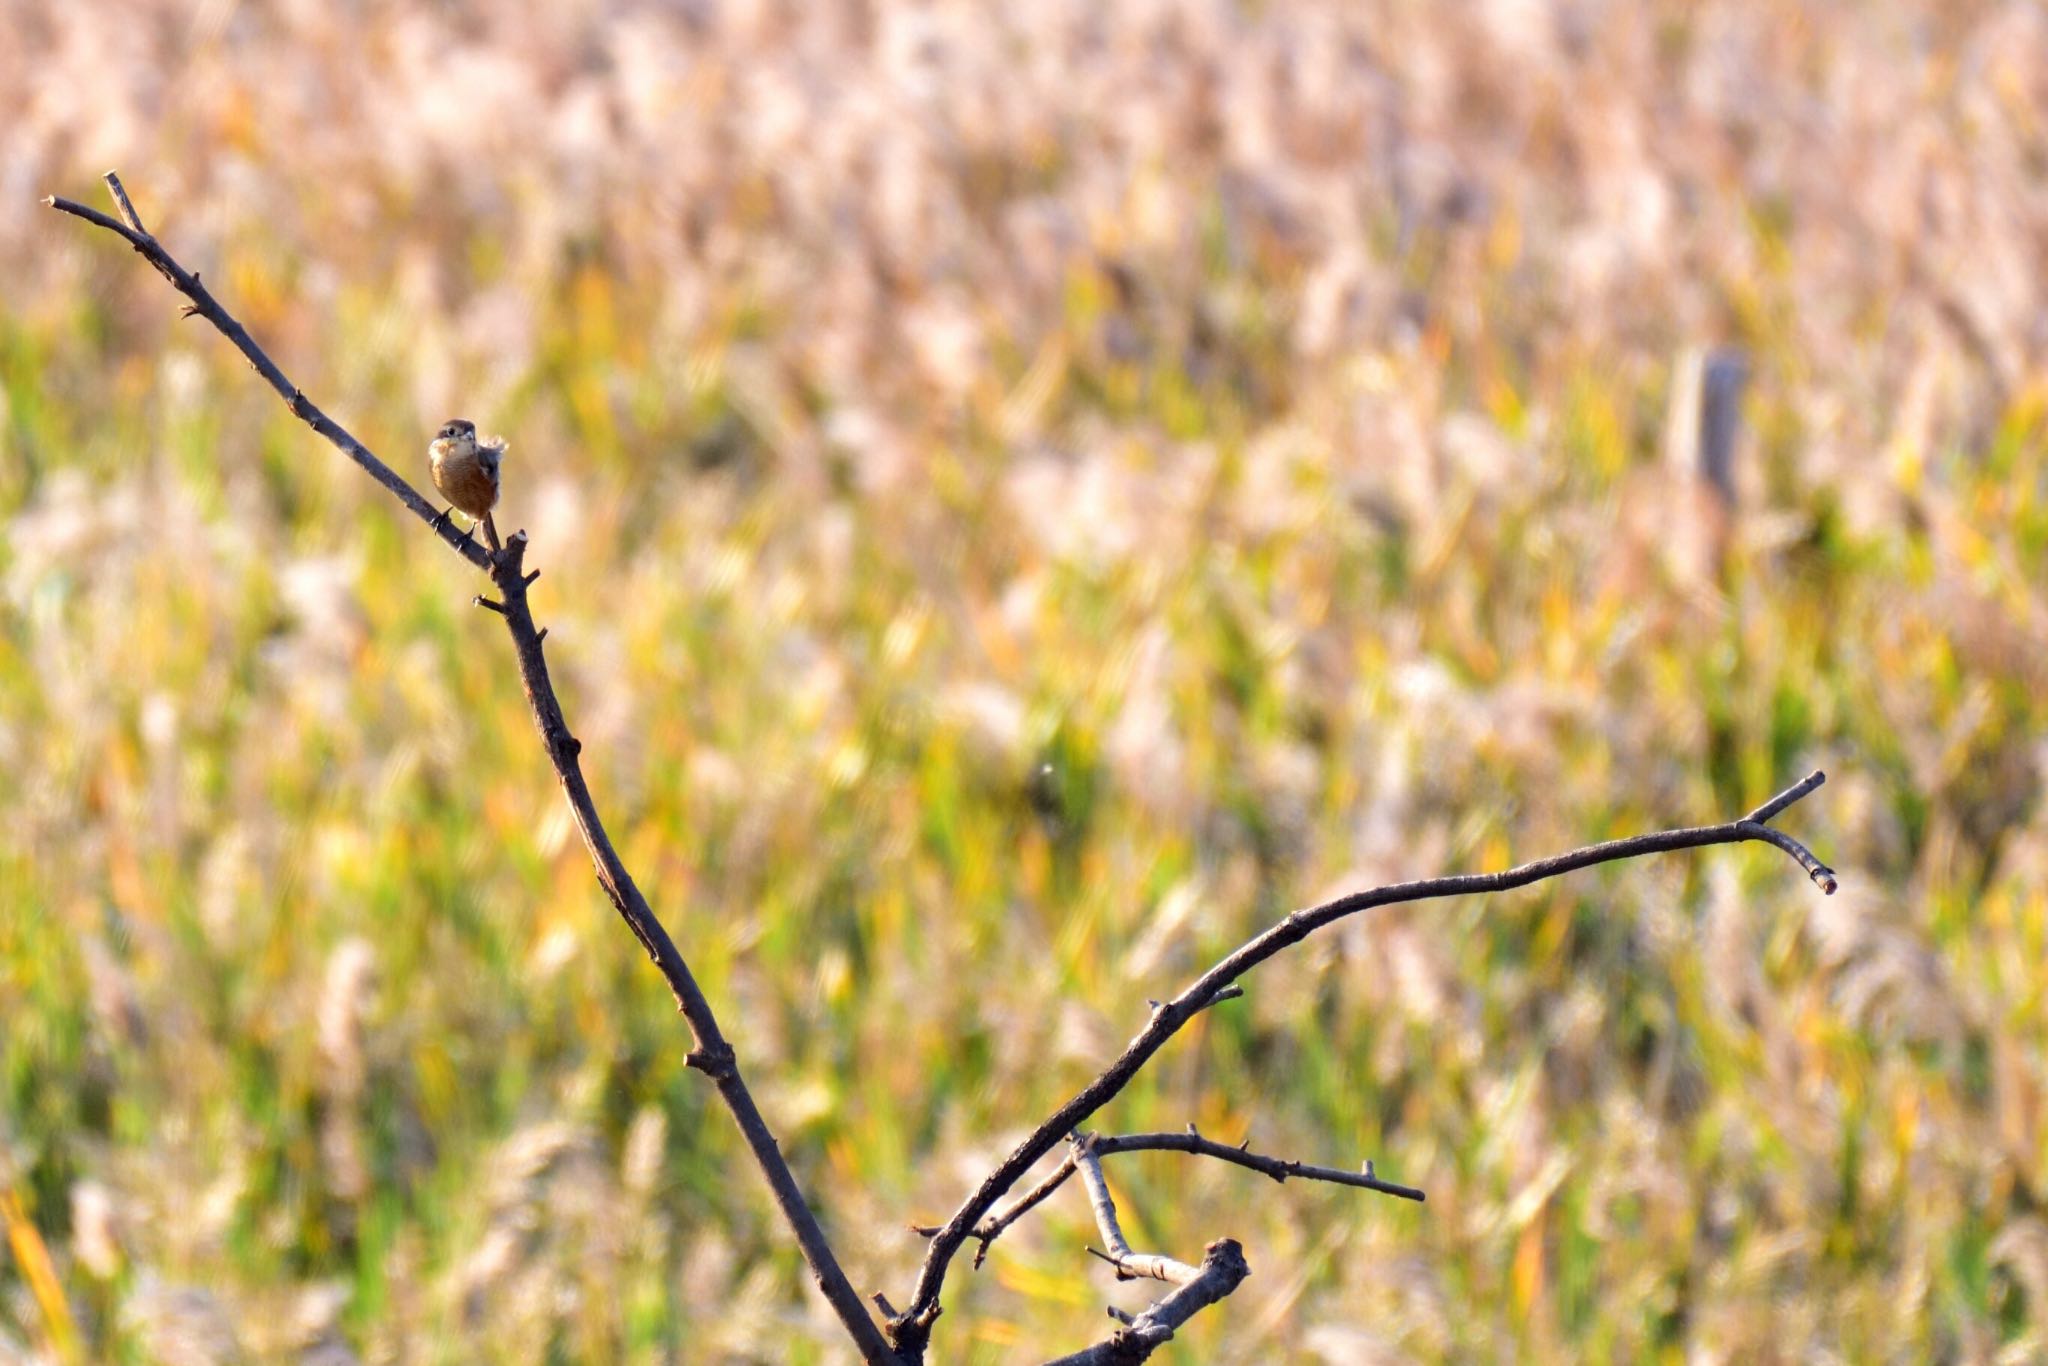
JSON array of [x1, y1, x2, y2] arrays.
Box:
[[892, 771, 1837, 1353], [911, 1124, 1420, 1270], [1041, 1134, 1252, 1364]]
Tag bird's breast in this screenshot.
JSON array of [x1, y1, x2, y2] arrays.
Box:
[[430, 441, 500, 516]]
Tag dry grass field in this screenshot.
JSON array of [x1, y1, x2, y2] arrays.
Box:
[[3, 0, 2047, 1360]]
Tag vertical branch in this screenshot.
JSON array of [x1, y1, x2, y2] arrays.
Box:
[[48, 175, 897, 1365]]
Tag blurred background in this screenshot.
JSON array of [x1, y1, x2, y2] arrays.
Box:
[[3, 0, 2046, 1360]]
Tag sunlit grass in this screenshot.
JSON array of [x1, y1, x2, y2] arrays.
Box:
[[4, 1, 2048, 1361]]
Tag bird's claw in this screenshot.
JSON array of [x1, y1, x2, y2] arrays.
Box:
[[431, 506, 478, 545]]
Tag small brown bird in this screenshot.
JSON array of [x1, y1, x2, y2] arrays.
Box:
[[428, 418, 505, 547]]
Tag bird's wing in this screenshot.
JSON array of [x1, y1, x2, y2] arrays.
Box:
[[479, 437, 507, 472]]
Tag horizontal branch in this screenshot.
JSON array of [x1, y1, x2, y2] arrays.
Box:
[[1097, 1127, 1425, 1202], [910, 1124, 1419, 1270], [892, 772, 1838, 1353]]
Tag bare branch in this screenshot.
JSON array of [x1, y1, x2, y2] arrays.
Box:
[[1736, 820, 1837, 893], [893, 771, 1837, 1352], [47, 174, 490, 570], [1094, 1130, 1424, 1202], [910, 1149, 1082, 1270], [1047, 1233, 1252, 1364], [1743, 768, 1825, 824], [1071, 1133, 1197, 1284], [50, 175, 897, 1366], [57, 172, 1845, 1366], [104, 170, 145, 234], [911, 1125, 1420, 1272]]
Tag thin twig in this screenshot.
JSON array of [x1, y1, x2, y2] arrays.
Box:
[[50, 174, 897, 1366], [1737, 821, 1837, 893], [1072, 1133, 1197, 1284], [893, 772, 1837, 1352], [105, 173, 143, 233], [1065, 1136, 1257, 1361], [1094, 1129, 1424, 1202], [910, 1149, 1080, 1270], [47, 174, 489, 571], [1743, 768, 1826, 824], [1046, 1238, 1249, 1365], [909, 1125, 1421, 1269]]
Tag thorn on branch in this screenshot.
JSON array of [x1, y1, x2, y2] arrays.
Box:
[[1156, 982, 1245, 1022], [1107, 1307, 1135, 1326], [1085, 1246, 1133, 1281], [871, 1292, 900, 1320], [536, 627, 549, 645], [522, 568, 540, 587], [473, 595, 505, 614]]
